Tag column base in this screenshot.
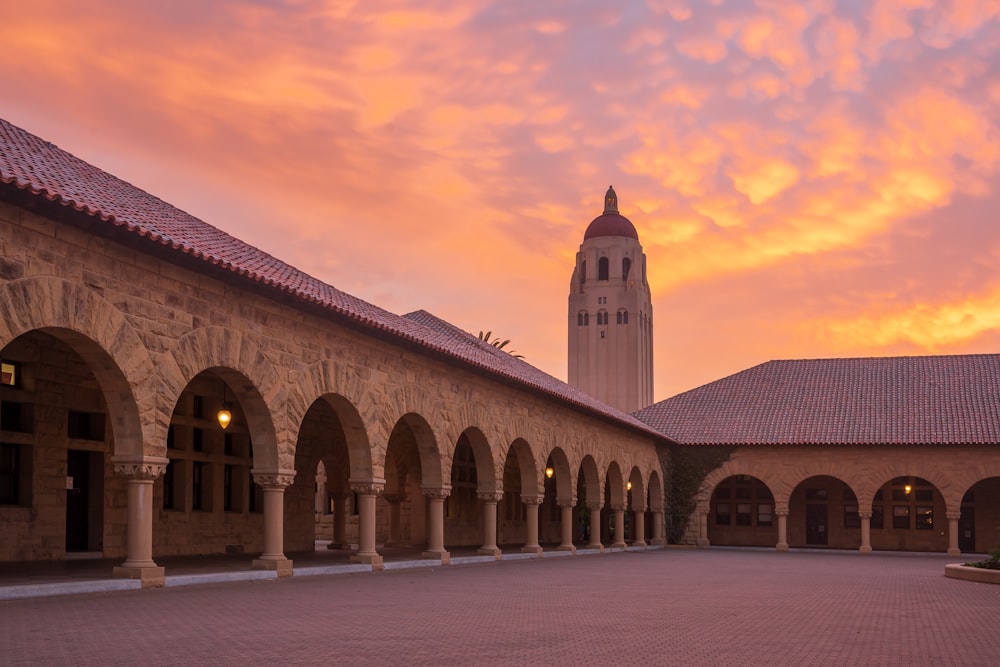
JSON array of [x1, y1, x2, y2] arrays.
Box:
[[631, 541, 647, 549], [611, 542, 627, 550], [649, 538, 666, 546], [521, 545, 543, 556], [586, 544, 604, 552], [775, 543, 789, 552], [477, 546, 502, 559], [947, 548, 961, 557], [421, 550, 450, 564], [253, 558, 294, 577], [351, 552, 385, 570], [556, 545, 576, 554], [113, 565, 165, 588], [696, 538, 710, 548]]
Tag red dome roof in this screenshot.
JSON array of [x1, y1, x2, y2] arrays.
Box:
[[583, 185, 639, 240], [584, 212, 639, 240]]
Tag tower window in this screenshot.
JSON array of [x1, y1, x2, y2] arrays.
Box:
[[622, 258, 631, 282], [598, 310, 608, 326], [580, 312, 589, 326], [598, 257, 609, 281], [580, 260, 586, 287], [617, 310, 628, 325]]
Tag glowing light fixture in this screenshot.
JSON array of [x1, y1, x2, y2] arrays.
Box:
[[217, 383, 233, 430], [904, 483, 912, 496], [626, 480, 632, 491], [545, 466, 554, 479]]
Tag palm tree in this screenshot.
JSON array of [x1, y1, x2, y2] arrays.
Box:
[[478, 330, 524, 359]]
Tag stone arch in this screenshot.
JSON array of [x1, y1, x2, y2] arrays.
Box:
[[627, 466, 645, 509], [385, 412, 444, 490], [506, 438, 540, 498], [578, 455, 602, 505], [378, 385, 448, 487], [862, 461, 951, 514], [164, 326, 284, 471], [647, 469, 664, 512], [699, 459, 784, 511], [605, 461, 626, 509], [542, 446, 574, 505], [0, 276, 157, 458], [457, 426, 498, 494], [292, 359, 376, 481]]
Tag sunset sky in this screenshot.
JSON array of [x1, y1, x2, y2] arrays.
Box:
[[2, 0, 998, 400]]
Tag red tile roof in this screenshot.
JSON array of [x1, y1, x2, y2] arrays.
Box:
[[634, 355, 1000, 445], [0, 118, 664, 440]]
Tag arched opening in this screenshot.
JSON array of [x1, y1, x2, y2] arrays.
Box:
[[866, 476, 946, 552], [1, 330, 128, 559], [959, 477, 1000, 554], [580, 260, 586, 287], [598, 257, 609, 281], [383, 414, 440, 550], [622, 257, 632, 282], [500, 439, 536, 548], [444, 433, 479, 546], [787, 475, 860, 550], [708, 475, 777, 547], [160, 369, 263, 557]]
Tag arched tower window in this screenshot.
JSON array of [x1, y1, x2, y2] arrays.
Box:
[[580, 260, 587, 287], [617, 309, 628, 325], [622, 257, 631, 282], [597, 310, 608, 326], [598, 257, 609, 281]]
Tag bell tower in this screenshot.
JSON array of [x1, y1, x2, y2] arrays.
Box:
[[568, 186, 653, 412]]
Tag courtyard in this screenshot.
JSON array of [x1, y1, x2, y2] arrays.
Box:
[[2, 548, 996, 666]]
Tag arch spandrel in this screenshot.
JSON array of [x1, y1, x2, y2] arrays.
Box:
[[0, 276, 157, 458], [164, 326, 285, 471]]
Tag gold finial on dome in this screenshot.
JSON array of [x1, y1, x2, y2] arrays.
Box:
[[604, 185, 619, 214]]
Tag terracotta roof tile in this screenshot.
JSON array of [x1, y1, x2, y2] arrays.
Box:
[[0, 118, 663, 439], [634, 355, 1000, 445]]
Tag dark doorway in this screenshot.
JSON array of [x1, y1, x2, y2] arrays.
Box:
[[958, 507, 975, 553], [806, 503, 828, 546], [66, 450, 103, 552]]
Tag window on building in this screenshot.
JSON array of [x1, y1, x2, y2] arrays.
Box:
[[162, 459, 177, 510], [622, 257, 631, 282], [598, 257, 609, 281], [716, 502, 731, 525], [617, 310, 628, 325], [580, 260, 586, 287], [192, 428, 204, 452], [583, 312, 589, 326], [892, 505, 909, 529], [844, 504, 860, 529], [0, 443, 21, 504], [916, 506, 933, 530], [597, 310, 608, 326], [192, 395, 204, 419], [249, 471, 262, 513], [757, 503, 773, 526], [1, 401, 33, 433], [192, 461, 205, 511], [871, 504, 884, 529], [1, 361, 19, 387], [806, 488, 827, 501], [736, 503, 752, 526], [67, 411, 105, 441]]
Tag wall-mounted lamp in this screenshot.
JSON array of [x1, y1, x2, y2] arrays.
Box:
[[217, 383, 232, 430], [545, 466, 555, 479], [904, 484, 912, 496], [626, 480, 632, 491]]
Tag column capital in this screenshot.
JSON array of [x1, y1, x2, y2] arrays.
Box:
[[558, 498, 577, 509], [477, 491, 503, 503], [775, 507, 789, 517], [858, 510, 872, 519], [383, 493, 403, 504], [587, 502, 603, 512], [521, 496, 543, 507], [352, 481, 386, 496], [252, 469, 296, 489], [946, 511, 962, 520], [422, 487, 451, 500], [609, 503, 624, 512], [113, 456, 168, 481]]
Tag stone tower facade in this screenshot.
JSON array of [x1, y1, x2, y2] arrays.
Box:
[[568, 186, 654, 413]]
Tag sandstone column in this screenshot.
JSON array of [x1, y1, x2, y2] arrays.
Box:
[[650, 508, 665, 546], [327, 491, 349, 550], [558, 501, 576, 553], [252, 470, 295, 576], [112, 456, 168, 587], [859, 510, 872, 554], [383, 493, 403, 547], [611, 505, 626, 549], [521, 496, 543, 555], [587, 503, 604, 550], [696, 508, 710, 548], [946, 511, 962, 556], [422, 487, 451, 563], [477, 492, 502, 558], [633, 507, 646, 548], [775, 507, 789, 552], [351, 481, 385, 569]]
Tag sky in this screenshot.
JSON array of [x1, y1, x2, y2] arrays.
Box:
[[1, 0, 999, 400]]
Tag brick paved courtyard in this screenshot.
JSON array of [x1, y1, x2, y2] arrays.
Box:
[[3, 549, 998, 666]]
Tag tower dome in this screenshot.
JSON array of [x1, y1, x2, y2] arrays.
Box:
[[583, 186, 639, 240]]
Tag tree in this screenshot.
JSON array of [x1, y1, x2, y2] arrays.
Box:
[[478, 330, 524, 359]]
